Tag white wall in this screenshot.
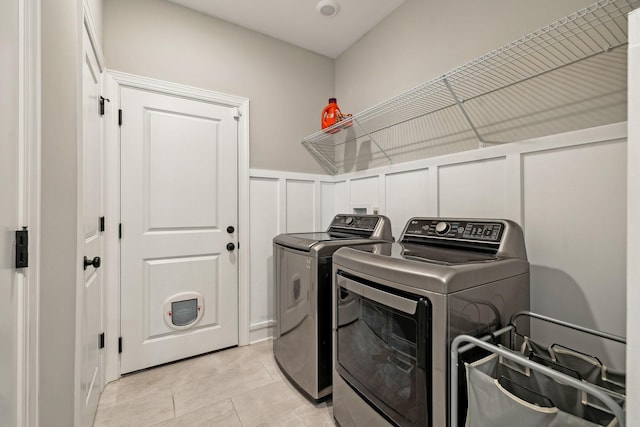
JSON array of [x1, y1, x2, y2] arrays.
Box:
[[385, 168, 431, 239], [627, 8, 640, 424], [439, 158, 508, 218], [248, 177, 279, 341], [103, 0, 333, 174], [523, 142, 627, 367], [250, 123, 628, 370], [335, 0, 596, 113]]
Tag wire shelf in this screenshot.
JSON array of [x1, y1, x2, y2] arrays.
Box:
[[302, 0, 638, 174]]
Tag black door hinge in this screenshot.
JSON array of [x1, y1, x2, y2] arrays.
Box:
[[99, 216, 105, 232], [118, 109, 123, 126], [15, 227, 28, 268], [118, 337, 123, 353], [98, 333, 105, 349], [119, 223, 122, 239], [99, 96, 110, 116]]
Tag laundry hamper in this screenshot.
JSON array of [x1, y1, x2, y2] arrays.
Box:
[[451, 311, 626, 427]]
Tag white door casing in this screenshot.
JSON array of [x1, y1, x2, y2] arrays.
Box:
[[1, 0, 39, 425], [79, 24, 105, 426], [120, 85, 240, 373]]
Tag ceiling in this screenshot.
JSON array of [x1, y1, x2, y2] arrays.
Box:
[[167, 0, 406, 58]]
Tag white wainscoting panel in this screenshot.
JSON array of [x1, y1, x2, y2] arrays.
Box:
[[321, 182, 335, 230], [249, 171, 327, 342], [334, 181, 348, 215], [523, 140, 627, 368], [385, 168, 430, 240], [249, 177, 280, 342], [438, 157, 508, 219], [350, 176, 379, 214], [285, 180, 315, 233]]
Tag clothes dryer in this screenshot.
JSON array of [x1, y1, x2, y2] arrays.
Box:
[[273, 214, 393, 401], [332, 217, 530, 427]]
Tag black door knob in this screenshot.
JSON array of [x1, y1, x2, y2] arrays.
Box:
[[84, 256, 101, 270], [227, 226, 235, 234], [226, 242, 235, 251]]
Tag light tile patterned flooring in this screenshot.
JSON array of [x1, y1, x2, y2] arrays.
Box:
[[93, 340, 334, 426]]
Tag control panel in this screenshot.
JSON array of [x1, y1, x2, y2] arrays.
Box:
[[402, 219, 504, 243], [330, 215, 380, 230]]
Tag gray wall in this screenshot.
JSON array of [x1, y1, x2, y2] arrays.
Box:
[[103, 0, 333, 174], [40, 0, 83, 425], [103, 0, 599, 175], [335, 0, 596, 113]]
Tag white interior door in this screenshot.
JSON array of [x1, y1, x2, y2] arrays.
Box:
[[79, 26, 104, 426], [120, 86, 239, 374]]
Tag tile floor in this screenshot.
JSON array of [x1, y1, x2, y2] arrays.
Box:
[[93, 340, 334, 426]]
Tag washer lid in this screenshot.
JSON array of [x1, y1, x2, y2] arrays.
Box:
[[274, 232, 358, 252], [273, 214, 394, 252]]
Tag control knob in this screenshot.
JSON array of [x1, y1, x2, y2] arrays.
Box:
[[345, 216, 354, 225], [435, 221, 450, 235]]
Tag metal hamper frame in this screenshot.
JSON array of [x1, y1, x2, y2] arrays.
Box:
[[451, 310, 626, 427]]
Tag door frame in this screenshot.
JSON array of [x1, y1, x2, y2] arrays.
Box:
[[16, 0, 40, 424], [104, 71, 251, 382]]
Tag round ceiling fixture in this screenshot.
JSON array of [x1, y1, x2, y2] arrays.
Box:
[[316, 0, 340, 17]]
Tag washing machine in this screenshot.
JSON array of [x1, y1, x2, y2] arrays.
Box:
[[332, 217, 530, 427], [273, 214, 393, 401]]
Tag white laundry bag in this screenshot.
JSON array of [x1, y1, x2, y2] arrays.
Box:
[[465, 352, 620, 427]]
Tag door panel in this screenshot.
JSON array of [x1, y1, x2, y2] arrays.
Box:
[[80, 26, 103, 426], [146, 255, 220, 337], [120, 86, 238, 374], [147, 111, 220, 228]]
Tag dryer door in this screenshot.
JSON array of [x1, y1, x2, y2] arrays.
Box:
[[335, 273, 431, 427]]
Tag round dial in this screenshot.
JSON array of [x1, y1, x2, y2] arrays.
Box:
[[435, 221, 450, 235], [345, 216, 354, 225]]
